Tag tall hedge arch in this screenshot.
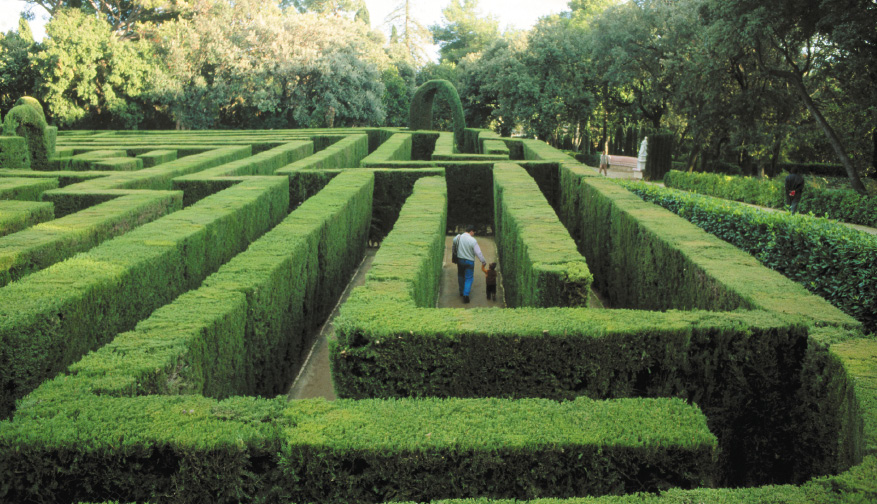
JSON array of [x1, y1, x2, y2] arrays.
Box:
[[2, 97, 55, 170], [409, 79, 466, 151]]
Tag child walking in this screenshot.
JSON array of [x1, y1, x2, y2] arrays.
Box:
[[482, 262, 498, 301]]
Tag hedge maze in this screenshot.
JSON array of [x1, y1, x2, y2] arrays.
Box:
[[0, 102, 875, 503]]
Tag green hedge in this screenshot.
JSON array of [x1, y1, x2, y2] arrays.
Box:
[[360, 175, 446, 308], [50, 149, 128, 170], [621, 180, 877, 332], [432, 131, 456, 157], [444, 162, 495, 233], [0, 136, 29, 169], [493, 163, 592, 307], [0, 176, 288, 419], [1, 391, 715, 503], [558, 168, 858, 329], [360, 132, 412, 167], [173, 141, 313, 206], [0, 191, 181, 287], [409, 80, 467, 149], [2, 103, 55, 170], [0, 176, 59, 201], [43, 146, 251, 216], [412, 131, 440, 160], [0, 200, 53, 237], [276, 134, 367, 171], [53, 171, 372, 400], [136, 149, 178, 167], [664, 169, 877, 228], [331, 162, 862, 484], [408, 455, 876, 501]]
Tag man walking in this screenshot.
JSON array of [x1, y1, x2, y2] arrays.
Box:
[[453, 225, 487, 304]]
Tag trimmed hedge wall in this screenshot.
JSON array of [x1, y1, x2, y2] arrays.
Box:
[[360, 132, 412, 167], [558, 167, 859, 329], [493, 163, 593, 307], [621, 180, 877, 332], [276, 134, 367, 172], [405, 455, 877, 502], [409, 79, 467, 150], [43, 146, 252, 216], [664, 169, 877, 228], [360, 175, 446, 308], [334, 157, 864, 485], [0, 135, 29, 169], [0, 176, 289, 419], [0, 176, 59, 201], [136, 149, 178, 167], [173, 141, 313, 206], [0, 200, 53, 237], [54, 171, 372, 400], [0, 191, 182, 287], [0, 391, 716, 503]]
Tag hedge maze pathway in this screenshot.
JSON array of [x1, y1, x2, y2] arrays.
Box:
[[0, 118, 875, 503]]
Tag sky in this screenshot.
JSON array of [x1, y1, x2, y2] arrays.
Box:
[[0, 0, 573, 50]]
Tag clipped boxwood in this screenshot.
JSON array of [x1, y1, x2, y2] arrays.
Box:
[[173, 141, 313, 205], [360, 132, 412, 167], [493, 163, 592, 307], [0, 176, 59, 201], [621, 180, 877, 331], [0, 200, 53, 237], [663, 169, 877, 228], [136, 149, 178, 167], [276, 134, 367, 172], [0, 176, 288, 418], [0, 191, 182, 287], [0, 135, 29, 169], [43, 146, 252, 216]]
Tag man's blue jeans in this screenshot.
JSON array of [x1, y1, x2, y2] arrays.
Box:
[[457, 259, 475, 296]]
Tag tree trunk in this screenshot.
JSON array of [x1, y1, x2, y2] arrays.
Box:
[[789, 73, 867, 193]]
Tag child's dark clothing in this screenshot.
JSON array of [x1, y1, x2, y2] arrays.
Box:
[[482, 264, 497, 301]]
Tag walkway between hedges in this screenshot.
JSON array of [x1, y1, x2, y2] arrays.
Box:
[[437, 236, 507, 309], [287, 237, 508, 402]]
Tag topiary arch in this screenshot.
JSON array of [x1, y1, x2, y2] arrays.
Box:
[[409, 79, 466, 150], [2, 96, 55, 170]]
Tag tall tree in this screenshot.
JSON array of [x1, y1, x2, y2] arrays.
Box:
[[429, 0, 499, 65], [699, 0, 870, 192], [34, 8, 156, 127], [151, 0, 388, 129], [384, 0, 433, 66], [23, 0, 187, 39], [0, 18, 40, 117]]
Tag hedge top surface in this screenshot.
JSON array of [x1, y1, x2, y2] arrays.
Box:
[[284, 397, 716, 451]]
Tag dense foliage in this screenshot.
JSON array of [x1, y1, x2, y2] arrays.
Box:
[[622, 180, 877, 331], [4, 0, 873, 186]]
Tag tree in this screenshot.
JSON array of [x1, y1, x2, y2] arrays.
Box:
[[384, 0, 433, 66], [699, 0, 870, 192], [429, 0, 499, 65], [150, 0, 388, 129], [522, 15, 596, 147], [0, 18, 40, 118], [23, 0, 187, 39], [34, 8, 156, 128]]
